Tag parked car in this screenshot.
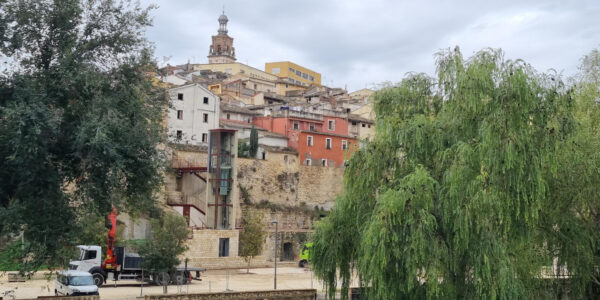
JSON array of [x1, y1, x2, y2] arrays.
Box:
[[55, 270, 99, 296]]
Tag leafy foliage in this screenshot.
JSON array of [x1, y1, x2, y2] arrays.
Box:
[[238, 141, 251, 158], [311, 48, 592, 299], [137, 213, 189, 274], [249, 126, 258, 158], [239, 209, 266, 273], [0, 0, 165, 270]]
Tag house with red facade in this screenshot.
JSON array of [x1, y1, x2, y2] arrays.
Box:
[[252, 108, 358, 167]]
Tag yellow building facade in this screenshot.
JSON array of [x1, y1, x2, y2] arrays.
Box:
[[192, 62, 278, 82], [265, 61, 321, 86]]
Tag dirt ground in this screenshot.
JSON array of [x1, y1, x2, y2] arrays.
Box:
[[0, 264, 342, 300]]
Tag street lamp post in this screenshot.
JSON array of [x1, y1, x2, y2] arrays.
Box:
[[272, 219, 278, 290]]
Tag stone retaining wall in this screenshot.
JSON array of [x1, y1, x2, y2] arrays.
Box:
[[144, 289, 317, 300]]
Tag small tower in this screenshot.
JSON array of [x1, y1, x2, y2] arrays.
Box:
[[208, 10, 236, 64]]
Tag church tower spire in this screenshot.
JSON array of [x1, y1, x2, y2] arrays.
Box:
[[208, 10, 236, 64]]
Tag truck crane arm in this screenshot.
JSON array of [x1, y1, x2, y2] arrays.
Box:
[[102, 205, 118, 271]]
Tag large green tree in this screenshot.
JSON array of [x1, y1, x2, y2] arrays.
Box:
[[311, 48, 590, 299], [538, 49, 600, 297], [0, 0, 165, 270]]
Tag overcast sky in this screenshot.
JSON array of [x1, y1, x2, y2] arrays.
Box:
[[141, 0, 600, 92]]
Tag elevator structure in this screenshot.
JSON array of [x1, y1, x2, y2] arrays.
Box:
[[206, 129, 238, 230]]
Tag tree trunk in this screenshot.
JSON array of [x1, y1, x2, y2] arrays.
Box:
[[247, 257, 251, 273]]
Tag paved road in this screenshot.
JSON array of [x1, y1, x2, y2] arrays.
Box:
[[1, 267, 350, 299]]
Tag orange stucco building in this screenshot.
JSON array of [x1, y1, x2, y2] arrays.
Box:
[[252, 110, 358, 166]]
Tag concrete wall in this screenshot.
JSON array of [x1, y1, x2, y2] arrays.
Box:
[[237, 154, 343, 210], [184, 229, 249, 269], [144, 289, 317, 300], [297, 165, 345, 210], [119, 213, 151, 240], [237, 155, 299, 206]]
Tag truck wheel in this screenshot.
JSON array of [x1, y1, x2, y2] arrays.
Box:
[[154, 272, 170, 286], [174, 272, 187, 285], [92, 273, 105, 287]]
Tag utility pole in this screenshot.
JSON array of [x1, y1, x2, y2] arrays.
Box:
[[272, 219, 279, 290]]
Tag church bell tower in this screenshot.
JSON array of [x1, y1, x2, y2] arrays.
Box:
[[208, 11, 236, 64]]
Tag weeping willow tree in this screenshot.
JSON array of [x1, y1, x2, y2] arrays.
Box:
[[311, 47, 591, 299]]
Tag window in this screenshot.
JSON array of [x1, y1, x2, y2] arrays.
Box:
[[203, 97, 209, 104], [254, 84, 257, 90], [176, 130, 182, 140], [289, 67, 295, 73], [368, 125, 371, 128], [326, 138, 332, 149], [328, 120, 335, 131], [83, 250, 97, 260], [262, 152, 266, 160], [225, 68, 232, 74], [177, 93, 183, 100], [202, 133, 207, 143], [321, 159, 327, 166], [342, 140, 348, 150], [302, 73, 308, 79], [305, 159, 311, 166], [293, 121, 299, 130], [352, 121, 357, 126], [362, 123, 366, 128], [309, 123, 315, 131], [219, 238, 229, 257], [177, 110, 183, 120], [309, 75, 314, 81], [203, 113, 208, 123], [227, 113, 230, 120], [296, 70, 301, 76], [307, 136, 313, 146], [272, 67, 280, 74], [285, 83, 289, 88]]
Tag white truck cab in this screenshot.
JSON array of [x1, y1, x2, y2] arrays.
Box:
[[69, 245, 102, 272], [55, 270, 99, 296]]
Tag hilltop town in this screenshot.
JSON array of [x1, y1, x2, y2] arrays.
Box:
[[137, 11, 375, 269]]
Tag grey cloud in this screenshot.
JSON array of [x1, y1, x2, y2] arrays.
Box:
[[142, 0, 600, 91]]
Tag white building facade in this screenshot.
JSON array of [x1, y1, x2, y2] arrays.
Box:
[[168, 84, 220, 145]]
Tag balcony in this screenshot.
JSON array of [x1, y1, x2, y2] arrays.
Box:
[[272, 109, 323, 121]]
